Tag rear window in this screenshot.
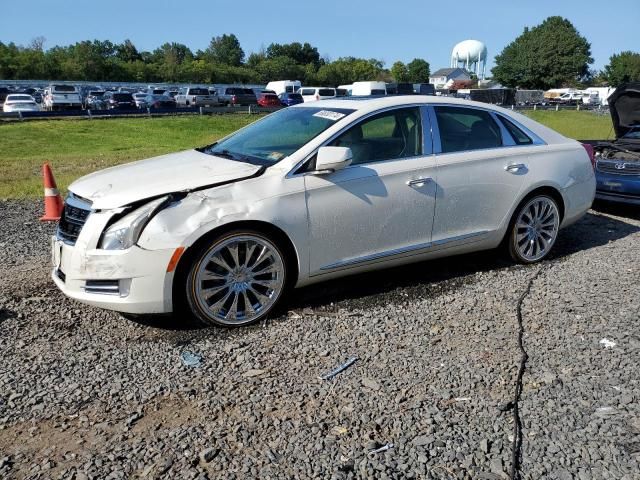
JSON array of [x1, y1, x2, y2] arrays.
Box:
[[300, 89, 315, 95], [8, 95, 33, 101], [53, 85, 76, 92], [113, 93, 133, 101], [371, 89, 386, 95], [243, 88, 255, 95], [189, 88, 209, 95], [289, 93, 303, 100], [434, 106, 503, 153], [152, 89, 166, 94], [318, 89, 335, 97], [498, 115, 533, 145], [226, 88, 239, 94]]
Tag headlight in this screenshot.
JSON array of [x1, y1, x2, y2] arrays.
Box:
[[100, 196, 169, 250]]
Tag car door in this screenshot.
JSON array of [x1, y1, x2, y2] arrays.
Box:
[[428, 105, 530, 243], [304, 106, 437, 275]]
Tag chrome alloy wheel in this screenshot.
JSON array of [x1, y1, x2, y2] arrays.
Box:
[[193, 235, 285, 325], [514, 196, 560, 262]]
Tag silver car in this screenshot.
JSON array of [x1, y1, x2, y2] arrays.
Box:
[[52, 96, 595, 327]]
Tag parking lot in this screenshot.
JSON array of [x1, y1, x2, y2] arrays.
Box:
[[0, 199, 638, 479]]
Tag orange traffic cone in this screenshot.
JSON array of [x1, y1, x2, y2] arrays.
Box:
[[40, 163, 64, 222]]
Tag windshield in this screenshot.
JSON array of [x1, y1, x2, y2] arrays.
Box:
[[205, 106, 355, 166]]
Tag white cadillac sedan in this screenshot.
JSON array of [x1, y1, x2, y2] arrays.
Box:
[[52, 96, 595, 326]]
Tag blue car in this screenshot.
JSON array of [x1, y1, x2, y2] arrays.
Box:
[[594, 82, 640, 205], [278, 92, 304, 107]]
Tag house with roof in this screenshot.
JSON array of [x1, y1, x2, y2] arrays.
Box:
[[428, 68, 471, 89]]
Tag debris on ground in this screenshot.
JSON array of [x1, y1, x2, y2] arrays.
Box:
[[319, 356, 358, 380]]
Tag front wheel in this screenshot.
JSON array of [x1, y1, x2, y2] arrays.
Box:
[[185, 230, 288, 327], [507, 195, 560, 264]]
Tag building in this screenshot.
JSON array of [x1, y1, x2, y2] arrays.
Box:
[[428, 68, 471, 89]]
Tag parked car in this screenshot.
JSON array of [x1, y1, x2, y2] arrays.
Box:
[[218, 87, 257, 106], [84, 91, 106, 110], [2, 94, 40, 112], [593, 82, 640, 205], [43, 84, 82, 111], [103, 92, 136, 110], [0, 86, 10, 104], [175, 87, 219, 107], [257, 92, 281, 107], [133, 93, 148, 109], [51, 96, 594, 328], [278, 92, 304, 107], [299, 87, 336, 102], [144, 94, 177, 109]]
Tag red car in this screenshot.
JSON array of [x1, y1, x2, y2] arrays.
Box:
[[257, 92, 281, 108]]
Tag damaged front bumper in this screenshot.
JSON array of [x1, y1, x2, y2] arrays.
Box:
[[50, 206, 178, 314]]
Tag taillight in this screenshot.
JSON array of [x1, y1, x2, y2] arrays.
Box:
[[581, 143, 595, 169], [231, 95, 237, 104]]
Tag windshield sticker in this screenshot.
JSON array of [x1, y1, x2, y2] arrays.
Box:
[[267, 152, 285, 161], [313, 110, 346, 121]]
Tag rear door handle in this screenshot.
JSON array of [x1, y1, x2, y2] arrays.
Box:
[[407, 177, 432, 187], [504, 163, 527, 173]]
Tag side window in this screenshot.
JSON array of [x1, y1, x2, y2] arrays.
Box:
[[434, 106, 502, 153], [330, 107, 422, 165], [497, 115, 533, 145]]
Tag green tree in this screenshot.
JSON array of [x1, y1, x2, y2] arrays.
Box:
[[205, 34, 244, 66], [316, 57, 385, 86], [116, 39, 141, 63], [406, 58, 430, 83], [390, 61, 409, 82], [266, 42, 322, 68], [492, 16, 592, 89], [605, 51, 640, 86]]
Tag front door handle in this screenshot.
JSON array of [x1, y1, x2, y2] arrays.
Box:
[[407, 177, 432, 187], [504, 163, 527, 173]]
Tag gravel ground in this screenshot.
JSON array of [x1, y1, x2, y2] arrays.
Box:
[[0, 199, 639, 480]]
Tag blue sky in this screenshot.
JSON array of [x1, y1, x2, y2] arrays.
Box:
[[2, 0, 638, 72]]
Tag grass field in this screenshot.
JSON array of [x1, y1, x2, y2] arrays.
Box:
[[0, 110, 614, 199]]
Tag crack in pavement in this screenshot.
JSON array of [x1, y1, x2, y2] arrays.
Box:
[[509, 266, 544, 480]]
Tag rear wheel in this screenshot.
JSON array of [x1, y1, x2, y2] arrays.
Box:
[[185, 230, 288, 327], [507, 195, 560, 264]]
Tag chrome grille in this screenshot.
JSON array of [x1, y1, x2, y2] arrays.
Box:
[[596, 160, 640, 176], [57, 193, 92, 245]]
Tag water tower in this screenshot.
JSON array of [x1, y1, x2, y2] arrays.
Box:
[[451, 40, 487, 80]]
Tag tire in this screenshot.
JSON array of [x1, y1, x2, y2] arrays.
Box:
[[185, 230, 288, 327], [507, 194, 560, 264]]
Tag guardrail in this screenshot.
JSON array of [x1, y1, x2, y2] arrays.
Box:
[[0, 102, 607, 122], [0, 105, 282, 122]]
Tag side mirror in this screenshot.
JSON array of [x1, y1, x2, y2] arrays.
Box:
[[314, 146, 352, 174]]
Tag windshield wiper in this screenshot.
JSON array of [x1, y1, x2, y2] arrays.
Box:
[[209, 148, 237, 159]]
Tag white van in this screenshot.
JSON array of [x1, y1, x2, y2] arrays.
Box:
[[299, 87, 336, 102], [265, 80, 301, 96], [351, 81, 387, 96], [337, 84, 353, 96]]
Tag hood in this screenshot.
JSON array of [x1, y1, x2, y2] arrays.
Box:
[[69, 149, 263, 209], [608, 82, 640, 139]]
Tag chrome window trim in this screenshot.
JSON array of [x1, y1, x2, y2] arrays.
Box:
[[287, 103, 436, 177]]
